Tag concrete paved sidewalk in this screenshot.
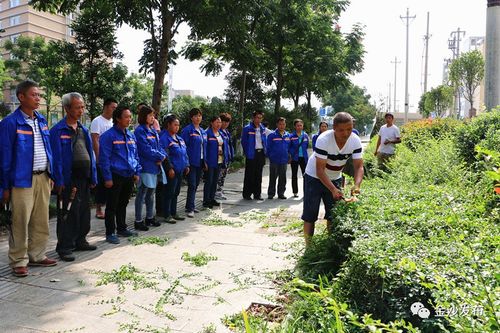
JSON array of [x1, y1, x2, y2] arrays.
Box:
[[0, 165, 317, 333]]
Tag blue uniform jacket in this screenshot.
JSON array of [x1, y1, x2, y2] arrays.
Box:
[[266, 129, 291, 165], [98, 125, 142, 181], [180, 124, 207, 168], [134, 124, 166, 174], [289, 131, 310, 161], [241, 122, 267, 159], [221, 128, 234, 164], [205, 128, 227, 168], [0, 108, 53, 189], [312, 132, 320, 150], [159, 130, 189, 174], [49, 118, 97, 187]]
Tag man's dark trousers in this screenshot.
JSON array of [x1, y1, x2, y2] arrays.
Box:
[[105, 174, 134, 236], [243, 149, 265, 199], [268, 163, 287, 198], [56, 172, 91, 255]]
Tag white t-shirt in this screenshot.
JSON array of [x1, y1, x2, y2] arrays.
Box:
[[378, 124, 400, 154], [305, 130, 363, 180], [264, 127, 273, 137], [90, 115, 113, 135], [255, 127, 263, 149]]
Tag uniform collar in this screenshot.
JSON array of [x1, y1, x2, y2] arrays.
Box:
[[15, 107, 42, 125]]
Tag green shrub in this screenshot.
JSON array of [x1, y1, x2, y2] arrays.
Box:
[[401, 118, 461, 151], [454, 108, 500, 167], [291, 136, 499, 332]]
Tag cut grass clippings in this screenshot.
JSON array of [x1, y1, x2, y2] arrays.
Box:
[[202, 210, 243, 227], [128, 235, 170, 246], [181, 251, 218, 267]]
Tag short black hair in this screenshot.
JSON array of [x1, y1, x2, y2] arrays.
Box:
[[252, 110, 264, 118], [293, 119, 303, 126], [319, 121, 328, 127], [16, 80, 39, 99], [384, 113, 394, 119], [189, 108, 202, 119], [112, 105, 130, 124], [209, 115, 221, 124], [276, 117, 286, 124], [220, 112, 232, 122], [333, 112, 354, 126], [104, 98, 118, 107], [162, 114, 178, 129], [137, 105, 154, 125]]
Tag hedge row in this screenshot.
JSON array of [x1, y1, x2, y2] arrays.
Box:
[[283, 111, 499, 332]]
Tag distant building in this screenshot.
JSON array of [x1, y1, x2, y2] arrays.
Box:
[[172, 89, 195, 98], [392, 111, 422, 126], [1, 0, 76, 119]]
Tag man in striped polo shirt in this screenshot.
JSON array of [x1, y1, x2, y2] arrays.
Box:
[[0, 80, 56, 277], [301, 112, 364, 245]]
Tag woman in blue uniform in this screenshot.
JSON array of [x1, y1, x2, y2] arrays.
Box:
[[159, 114, 190, 223]]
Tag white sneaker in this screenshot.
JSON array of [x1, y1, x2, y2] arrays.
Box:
[[186, 211, 194, 218]]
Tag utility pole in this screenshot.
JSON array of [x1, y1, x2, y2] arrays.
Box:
[[485, 0, 500, 110], [391, 57, 401, 113], [449, 28, 466, 117], [388, 82, 392, 113], [401, 8, 416, 123], [423, 12, 431, 93]]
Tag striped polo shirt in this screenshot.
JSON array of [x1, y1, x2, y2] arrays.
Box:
[[305, 130, 362, 180], [22, 111, 48, 172]]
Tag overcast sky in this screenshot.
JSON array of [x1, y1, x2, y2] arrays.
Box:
[[116, 0, 487, 112]]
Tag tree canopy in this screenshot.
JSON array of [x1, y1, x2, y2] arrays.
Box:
[[449, 50, 485, 117]]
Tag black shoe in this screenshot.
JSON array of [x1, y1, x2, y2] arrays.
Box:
[[211, 200, 220, 207], [243, 196, 252, 200], [164, 216, 177, 224], [118, 229, 139, 237], [203, 202, 213, 208], [278, 195, 287, 199], [254, 196, 264, 200], [75, 243, 97, 251], [59, 253, 75, 262], [268, 195, 274, 199], [145, 218, 161, 227], [134, 222, 149, 231]]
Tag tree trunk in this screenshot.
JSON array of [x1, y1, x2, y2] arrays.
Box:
[[238, 68, 247, 131], [151, 12, 175, 116], [306, 89, 312, 129], [274, 46, 284, 116]]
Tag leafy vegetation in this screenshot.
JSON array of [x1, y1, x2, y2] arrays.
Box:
[[265, 112, 500, 332], [94, 264, 158, 293], [454, 108, 500, 167], [202, 210, 243, 227], [181, 252, 218, 267], [128, 235, 170, 247]]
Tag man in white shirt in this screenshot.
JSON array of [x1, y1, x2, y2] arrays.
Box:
[[374, 113, 401, 171], [301, 112, 364, 245], [90, 98, 118, 219]]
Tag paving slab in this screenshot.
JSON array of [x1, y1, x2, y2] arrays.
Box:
[[0, 165, 322, 333]]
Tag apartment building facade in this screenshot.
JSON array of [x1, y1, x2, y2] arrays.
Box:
[[1, 0, 75, 121]]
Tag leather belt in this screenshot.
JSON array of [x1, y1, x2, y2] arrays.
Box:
[[32, 170, 47, 175], [255, 149, 263, 152]]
